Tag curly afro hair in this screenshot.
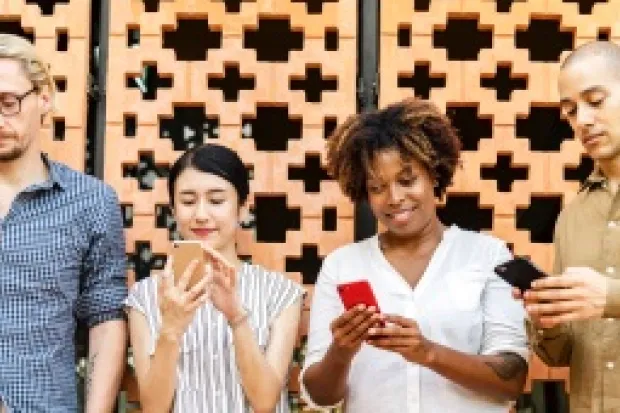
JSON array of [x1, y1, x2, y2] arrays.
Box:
[[326, 97, 461, 202]]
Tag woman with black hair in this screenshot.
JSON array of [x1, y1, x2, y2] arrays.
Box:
[[301, 98, 528, 412], [126, 144, 303, 413]]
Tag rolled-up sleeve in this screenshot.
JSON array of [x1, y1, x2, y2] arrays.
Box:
[[76, 186, 128, 328], [299, 255, 345, 410], [480, 244, 529, 361]]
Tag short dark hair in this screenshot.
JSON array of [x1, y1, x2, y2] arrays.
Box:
[[168, 144, 250, 206], [326, 97, 461, 202]]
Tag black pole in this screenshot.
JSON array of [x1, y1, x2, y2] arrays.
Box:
[[92, 0, 110, 179], [354, 0, 379, 241]]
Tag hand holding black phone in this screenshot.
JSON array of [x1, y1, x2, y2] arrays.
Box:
[[494, 256, 548, 292]]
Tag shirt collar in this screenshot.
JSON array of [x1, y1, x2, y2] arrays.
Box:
[[579, 167, 608, 193], [23, 154, 69, 193]]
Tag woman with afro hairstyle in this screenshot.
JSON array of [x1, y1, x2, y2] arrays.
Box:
[[301, 98, 528, 413]]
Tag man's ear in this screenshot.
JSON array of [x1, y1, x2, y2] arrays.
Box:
[[38, 88, 52, 119]]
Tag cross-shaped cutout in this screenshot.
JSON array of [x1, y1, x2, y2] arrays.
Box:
[[433, 18, 493, 61], [126, 64, 173, 100], [286, 245, 324, 284], [562, 0, 607, 14], [208, 65, 255, 102], [290, 66, 338, 103], [222, 0, 256, 13], [155, 204, 179, 240], [120, 204, 133, 228], [142, 0, 160, 12], [324, 117, 338, 140], [598, 28, 611, 41], [242, 106, 302, 151], [495, 0, 526, 12], [57, 30, 68, 51], [397, 63, 446, 99], [323, 207, 337, 231], [516, 19, 573, 62], [437, 195, 493, 232], [480, 64, 527, 101], [129, 241, 167, 281], [253, 196, 301, 242], [414, 0, 431, 11], [244, 18, 304, 62], [446, 105, 493, 151], [516, 106, 573, 151], [291, 0, 338, 14], [160, 105, 219, 150], [481, 154, 528, 192], [122, 152, 170, 190], [516, 196, 563, 243], [288, 154, 332, 192], [564, 154, 594, 183], [26, 0, 69, 15], [53, 119, 65, 141], [0, 22, 34, 42], [163, 18, 222, 61]]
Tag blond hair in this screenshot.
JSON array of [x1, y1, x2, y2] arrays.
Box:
[[0, 34, 55, 96]]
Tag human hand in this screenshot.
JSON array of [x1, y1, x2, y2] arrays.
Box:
[[366, 314, 435, 365], [329, 305, 382, 363], [524, 267, 608, 328], [158, 257, 210, 340]]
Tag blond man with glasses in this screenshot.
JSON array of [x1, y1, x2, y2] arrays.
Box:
[[0, 34, 127, 412]]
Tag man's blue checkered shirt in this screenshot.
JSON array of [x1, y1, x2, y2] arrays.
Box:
[[0, 158, 127, 412]]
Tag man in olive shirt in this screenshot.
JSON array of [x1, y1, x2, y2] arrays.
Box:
[[520, 41, 620, 412]]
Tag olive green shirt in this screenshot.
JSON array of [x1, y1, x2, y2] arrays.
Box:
[[528, 170, 620, 412]]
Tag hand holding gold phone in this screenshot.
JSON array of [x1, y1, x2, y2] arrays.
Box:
[[171, 241, 207, 289], [171, 241, 236, 289]]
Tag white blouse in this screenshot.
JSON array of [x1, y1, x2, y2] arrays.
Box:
[[301, 225, 528, 413]]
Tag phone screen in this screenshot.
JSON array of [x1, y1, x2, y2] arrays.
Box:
[[495, 256, 547, 292], [171, 241, 205, 289]]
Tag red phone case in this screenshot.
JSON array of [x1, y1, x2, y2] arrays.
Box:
[[337, 280, 381, 312]]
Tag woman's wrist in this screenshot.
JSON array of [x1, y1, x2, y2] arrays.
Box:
[[328, 341, 355, 366], [158, 326, 182, 346], [226, 304, 249, 328], [420, 341, 440, 367], [224, 300, 246, 323]]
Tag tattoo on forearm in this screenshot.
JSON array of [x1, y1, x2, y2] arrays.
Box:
[[484, 352, 527, 381], [86, 353, 98, 403]]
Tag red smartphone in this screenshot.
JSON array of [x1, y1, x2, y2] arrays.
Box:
[[337, 280, 381, 311], [337, 280, 384, 327]]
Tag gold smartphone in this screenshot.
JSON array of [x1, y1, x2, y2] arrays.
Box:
[[171, 241, 205, 289]]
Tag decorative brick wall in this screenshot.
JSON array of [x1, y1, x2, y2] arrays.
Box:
[[104, 0, 356, 409], [380, 0, 618, 397], [1, 0, 91, 171]]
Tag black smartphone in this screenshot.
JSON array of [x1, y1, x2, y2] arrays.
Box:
[[494, 256, 548, 292]]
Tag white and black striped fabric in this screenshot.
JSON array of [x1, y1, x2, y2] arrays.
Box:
[[126, 262, 304, 413]]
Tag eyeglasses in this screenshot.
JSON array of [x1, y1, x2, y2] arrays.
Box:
[[0, 87, 37, 117]]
